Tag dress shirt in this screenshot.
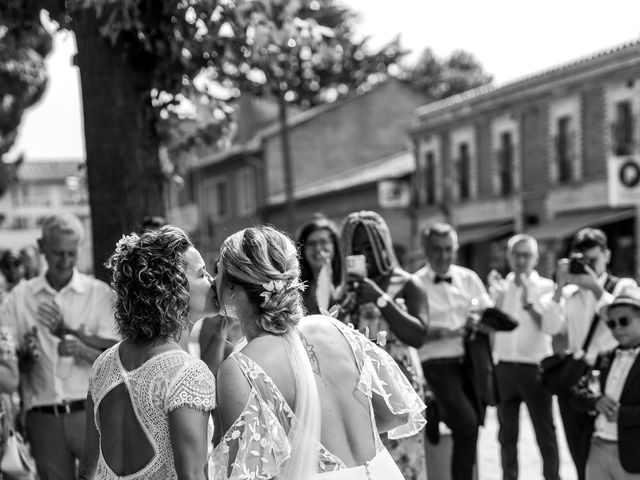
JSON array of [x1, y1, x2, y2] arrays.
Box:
[[593, 347, 640, 441], [0, 270, 117, 409], [541, 274, 637, 364], [416, 264, 493, 361], [492, 271, 559, 364]]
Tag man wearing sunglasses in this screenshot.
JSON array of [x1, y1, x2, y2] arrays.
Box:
[[543, 228, 637, 480], [571, 288, 640, 479]]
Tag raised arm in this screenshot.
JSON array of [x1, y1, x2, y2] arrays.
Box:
[[354, 274, 427, 348]]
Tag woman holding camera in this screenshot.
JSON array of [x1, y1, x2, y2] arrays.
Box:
[[339, 211, 428, 480], [79, 226, 217, 480]]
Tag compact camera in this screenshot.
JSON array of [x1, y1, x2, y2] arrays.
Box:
[[568, 253, 589, 275]]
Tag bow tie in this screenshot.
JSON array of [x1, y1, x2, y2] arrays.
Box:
[[434, 274, 452, 284], [616, 347, 640, 359]]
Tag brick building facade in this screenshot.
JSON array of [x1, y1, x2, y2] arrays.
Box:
[[409, 39, 640, 279]]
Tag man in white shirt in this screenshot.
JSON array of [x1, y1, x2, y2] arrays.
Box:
[[0, 213, 117, 480], [489, 234, 561, 480], [542, 227, 636, 480], [571, 288, 640, 480], [416, 223, 493, 480]]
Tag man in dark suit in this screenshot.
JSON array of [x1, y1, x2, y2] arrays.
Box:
[[571, 288, 640, 480]]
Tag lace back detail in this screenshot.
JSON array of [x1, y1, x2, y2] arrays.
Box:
[[211, 352, 345, 480], [89, 344, 216, 480]]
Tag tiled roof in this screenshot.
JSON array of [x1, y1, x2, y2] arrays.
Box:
[[267, 150, 414, 205], [415, 38, 640, 119], [14, 161, 84, 184]]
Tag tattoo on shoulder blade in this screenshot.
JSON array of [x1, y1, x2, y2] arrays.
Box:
[[299, 333, 321, 376]]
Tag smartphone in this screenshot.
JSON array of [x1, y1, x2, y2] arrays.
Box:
[[346, 254, 367, 277]]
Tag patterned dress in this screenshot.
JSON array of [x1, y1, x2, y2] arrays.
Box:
[[0, 326, 17, 476], [88, 344, 216, 480], [210, 319, 426, 479], [350, 275, 428, 480]]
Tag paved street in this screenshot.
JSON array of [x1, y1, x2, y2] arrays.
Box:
[[478, 402, 577, 480]]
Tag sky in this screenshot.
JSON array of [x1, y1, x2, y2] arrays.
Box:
[[11, 0, 640, 161]]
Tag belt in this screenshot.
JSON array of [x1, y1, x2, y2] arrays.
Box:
[[30, 400, 85, 417], [422, 356, 465, 366], [497, 361, 537, 368]]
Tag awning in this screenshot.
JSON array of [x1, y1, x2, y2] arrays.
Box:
[[525, 208, 635, 241], [458, 222, 514, 245]]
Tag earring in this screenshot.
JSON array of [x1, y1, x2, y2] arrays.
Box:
[[222, 315, 246, 346]]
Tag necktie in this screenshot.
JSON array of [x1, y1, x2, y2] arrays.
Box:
[[434, 275, 452, 284]]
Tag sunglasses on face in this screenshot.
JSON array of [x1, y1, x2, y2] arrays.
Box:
[[605, 316, 635, 329]]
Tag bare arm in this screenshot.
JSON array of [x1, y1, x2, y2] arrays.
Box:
[[78, 396, 99, 480], [216, 357, 252, 472], [199, 316, 227, 375], [169, 407, 211, 480], [354, 274, 427, 348]]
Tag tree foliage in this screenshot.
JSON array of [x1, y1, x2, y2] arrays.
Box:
[[0, 0, 54, 194], [405, 47, 493, 100], [216, 0, 403, 108]]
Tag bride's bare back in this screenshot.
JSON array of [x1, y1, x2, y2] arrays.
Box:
[[227, 316, 406, 467]]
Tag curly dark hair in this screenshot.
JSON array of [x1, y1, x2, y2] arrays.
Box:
[[106, 225, 193, 343]]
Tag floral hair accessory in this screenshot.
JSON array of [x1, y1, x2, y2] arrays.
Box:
[[114, 233, 139, 259], [260, 279, 285, 304]]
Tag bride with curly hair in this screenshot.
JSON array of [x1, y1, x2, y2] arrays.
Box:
[[79, 226, 217, 480]]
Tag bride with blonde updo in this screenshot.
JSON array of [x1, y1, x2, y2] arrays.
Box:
[[211, 226, 426, 480]]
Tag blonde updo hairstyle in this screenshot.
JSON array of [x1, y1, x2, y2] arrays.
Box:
[[218, 226, 304, 334]]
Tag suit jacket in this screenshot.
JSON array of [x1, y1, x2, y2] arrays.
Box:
[[571, 348, 640, 473], [464, 330, 498, 425]]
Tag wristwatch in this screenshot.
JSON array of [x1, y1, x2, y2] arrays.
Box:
[[376, 294, 391, 309]]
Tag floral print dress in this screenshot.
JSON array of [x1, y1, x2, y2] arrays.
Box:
[[210, 319, 426, 479]]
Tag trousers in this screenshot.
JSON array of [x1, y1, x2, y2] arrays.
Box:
[[422, 360, 480, 480], [26, 407, 85, 480], [496, 362, 560, 480]]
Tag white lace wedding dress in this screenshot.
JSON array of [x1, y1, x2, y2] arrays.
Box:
[[88, 344, 216, 479], [210, 317, 426, 479]]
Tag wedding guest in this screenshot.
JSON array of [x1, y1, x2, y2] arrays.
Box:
[[416, 222, 493, 480], [0, 213, 117, 480], [488, 234, 561, 480], [0, 250, 25, 291], [571, 288, 640, 480], [211, 225, 426, 480], [543, 227, 636, 480], [0, 325, 19, 463], [297, 215, 343, 315], [79, 226, 217, 480], [19, 244, 41, 280], [339, 210, 428, 480]]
